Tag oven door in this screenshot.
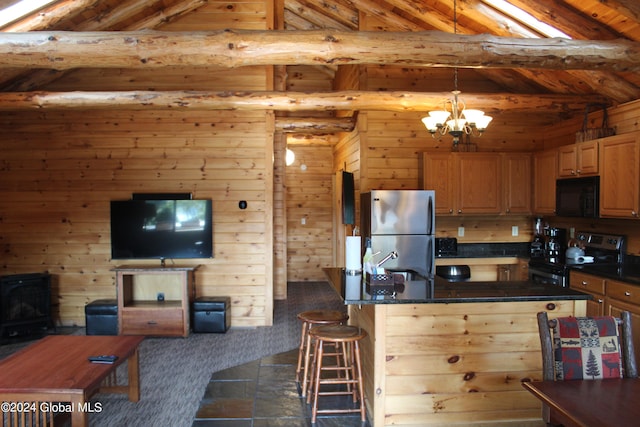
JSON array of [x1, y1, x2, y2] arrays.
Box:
[[528, 266, 567, 287]]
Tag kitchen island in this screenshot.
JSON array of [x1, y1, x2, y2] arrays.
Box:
[[323, 268, 590, 427]]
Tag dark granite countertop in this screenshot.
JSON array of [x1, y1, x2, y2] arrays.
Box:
[[570, 264, 640, 286], [324, 268, 590, 305]]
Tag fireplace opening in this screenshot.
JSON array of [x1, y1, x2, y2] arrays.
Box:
[[0, 273, 53, 342]]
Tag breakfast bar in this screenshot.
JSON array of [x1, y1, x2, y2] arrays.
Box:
[[324, 268, 590, 427]]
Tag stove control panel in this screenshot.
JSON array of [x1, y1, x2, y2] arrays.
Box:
[[575, 232, 625, 251]]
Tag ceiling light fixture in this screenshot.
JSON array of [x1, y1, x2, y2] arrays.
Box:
[[421, 0, 492, 150], [285, 148, 295, 166]]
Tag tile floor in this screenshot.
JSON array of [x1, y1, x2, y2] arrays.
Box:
[[192, 349, 370, 427]]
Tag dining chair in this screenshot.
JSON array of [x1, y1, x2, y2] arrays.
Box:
[[536, 311, 638, 426]]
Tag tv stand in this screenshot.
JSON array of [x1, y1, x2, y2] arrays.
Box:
[[113, 265, 198, 337]]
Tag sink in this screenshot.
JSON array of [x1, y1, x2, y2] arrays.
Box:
[[436, 265, 471, 281]]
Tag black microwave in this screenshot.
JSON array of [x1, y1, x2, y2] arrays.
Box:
[[556, 176, 600, 218]]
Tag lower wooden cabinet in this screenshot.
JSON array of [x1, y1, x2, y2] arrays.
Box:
[[570, 270, 605, 316], [570, 272, 640, 366]]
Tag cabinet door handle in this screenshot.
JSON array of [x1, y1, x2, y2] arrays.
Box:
[[625, 291, 632, 297], [148, 321, 158, 325], [576, 169, 581, 174], [581, 281, 588, 286], [597, 299, 603, 304]]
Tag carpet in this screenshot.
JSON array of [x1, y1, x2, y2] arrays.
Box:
[[1, 281, 346, 427]]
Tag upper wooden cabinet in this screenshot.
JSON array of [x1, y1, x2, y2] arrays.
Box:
[[502, 153, 531, 214], [599, 133, 640, 218], [420, 151, 529, 215], [457, 153, 502, 214], [533, 149, 558, 215], [419, 152, 455, 215], [558, 140, 599, 178]]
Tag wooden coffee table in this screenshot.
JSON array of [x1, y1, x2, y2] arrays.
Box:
[[0, 335, 144, 427]]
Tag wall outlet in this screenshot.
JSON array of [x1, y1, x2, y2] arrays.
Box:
[[301, 217, 306, 225], [458, 226, 465, 237], [157, 292, 165, 302], [512, 226, 519, 236]]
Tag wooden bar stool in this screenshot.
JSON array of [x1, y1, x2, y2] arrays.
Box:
[[296, 310, 349, 397], [307, 324, 367, 424]]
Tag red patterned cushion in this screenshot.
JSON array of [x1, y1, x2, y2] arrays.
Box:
[[553, 316, 622, 380]]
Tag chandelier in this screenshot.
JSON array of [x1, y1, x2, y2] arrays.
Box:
[[421, 0, 492, 149]]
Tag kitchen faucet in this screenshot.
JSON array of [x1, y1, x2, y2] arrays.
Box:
[[376, 251, 398, 268]]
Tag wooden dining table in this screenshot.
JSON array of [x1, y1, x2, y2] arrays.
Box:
[[522, 378, 640, 427]]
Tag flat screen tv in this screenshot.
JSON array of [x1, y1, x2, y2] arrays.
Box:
[[110, 199, 213, 260]]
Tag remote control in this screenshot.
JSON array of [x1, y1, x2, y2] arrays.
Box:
[[88, 355, 118, 364]]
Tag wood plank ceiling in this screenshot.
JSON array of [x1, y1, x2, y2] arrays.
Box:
[[0, 0, 639, 137]]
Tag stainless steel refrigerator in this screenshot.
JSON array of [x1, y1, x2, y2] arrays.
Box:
[[360, 190, 435, 278]]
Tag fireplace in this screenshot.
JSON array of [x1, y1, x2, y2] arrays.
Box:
[[0, 273, 53, 342]]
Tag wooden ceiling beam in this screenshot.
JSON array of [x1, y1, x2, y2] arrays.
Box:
[[0, 30, 639, 72], [275, 117, 355, 133], [0, 90, 608, 113]]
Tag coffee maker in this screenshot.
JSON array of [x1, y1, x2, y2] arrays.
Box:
[[545, 227, 567, 263], [530, 217, 545, 258]]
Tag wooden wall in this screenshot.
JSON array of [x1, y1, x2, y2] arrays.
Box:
[[0, 0, 278, 328], [285, 143, 334, 281], [0, 109, 274, 327]]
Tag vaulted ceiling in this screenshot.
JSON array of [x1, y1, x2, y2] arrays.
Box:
[[0, 0, 639, 130]]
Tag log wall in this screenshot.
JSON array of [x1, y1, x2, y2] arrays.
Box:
[[0, 108, 274, 328]]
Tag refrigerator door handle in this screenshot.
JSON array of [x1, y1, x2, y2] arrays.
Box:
[[427, 195, 434, 235]]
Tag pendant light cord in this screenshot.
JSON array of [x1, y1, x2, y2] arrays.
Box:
[[453, 0, 458, 91]]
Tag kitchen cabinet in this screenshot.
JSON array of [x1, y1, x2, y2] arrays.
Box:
[[497, 259, 529, 281], [605, 279, 640, 366], [558, 140, 599, 177], [533, 149, 558, 215], [502, 153, 531, 214], [599, 133, 640, 218], [421, 151, 523, 215], [457, 153, 502, 214], [569, 270, 605, 316], [419, 152, 454, 215]]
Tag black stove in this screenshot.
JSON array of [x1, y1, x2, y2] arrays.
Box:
[[528, 231, 625, 287]]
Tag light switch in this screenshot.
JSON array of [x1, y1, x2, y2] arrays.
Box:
[[301, 217, 306, 225], [458, 227, 464, 237], [512, 226, 519, 236]]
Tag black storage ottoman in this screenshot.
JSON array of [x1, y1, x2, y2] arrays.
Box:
[[85, 299, 118, 335], [192, 296, 230, 333]]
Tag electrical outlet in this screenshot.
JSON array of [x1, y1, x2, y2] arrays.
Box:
[[512, 226, 519, 236], [157, 292, 165, 302], [458, 226, 465, 237], [301, 217, 306, 225]]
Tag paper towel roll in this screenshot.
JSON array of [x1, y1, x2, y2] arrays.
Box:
[[345, 236, 362, 272]]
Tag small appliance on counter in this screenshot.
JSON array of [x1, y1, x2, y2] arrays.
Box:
[[435, 237, 457, 257], [530, 217, 545, 259], [545, 227, 567, 264]]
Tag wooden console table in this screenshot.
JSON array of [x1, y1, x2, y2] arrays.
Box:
[[113, 265, 198, 337]]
